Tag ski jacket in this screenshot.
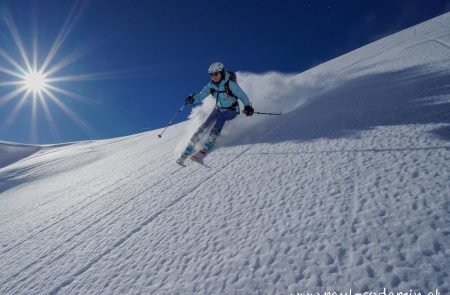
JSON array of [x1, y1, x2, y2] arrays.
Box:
[[193, 72, 251, 113]]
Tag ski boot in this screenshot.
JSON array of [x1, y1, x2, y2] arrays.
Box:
[[176, 145, 194, 166], [190, 148, 208, 163], [190, 129, 219, 164]]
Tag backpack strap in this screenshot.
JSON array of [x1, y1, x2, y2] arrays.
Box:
[[209, 77, 239, 111], [224, 80, 237, 99], [209, 81, 238, 102]]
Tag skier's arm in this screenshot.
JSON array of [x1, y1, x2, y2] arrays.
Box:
[[229, 81, 251, 106], [192, 84, 211, 103]]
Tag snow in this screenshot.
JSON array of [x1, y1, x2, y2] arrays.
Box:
[[1, 12, 450, 295], [0, 142, 40, 170]]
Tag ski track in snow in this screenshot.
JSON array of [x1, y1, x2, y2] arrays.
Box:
[[0, 136, 179, 254], [0, 132, 178, 225], [1, 97, 289, 293], [47, 99, 295, 294], [1, 12, 450, 295]]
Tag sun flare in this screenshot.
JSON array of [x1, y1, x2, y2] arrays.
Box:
[[0, 2, 118, 141], [23, 71, 49, 94]]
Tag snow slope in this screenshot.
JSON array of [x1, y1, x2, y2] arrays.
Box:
[[0, 142, 39, 170], [1, 13, 449, 295]]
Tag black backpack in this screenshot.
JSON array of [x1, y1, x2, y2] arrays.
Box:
[[227, 71, 237, 83]]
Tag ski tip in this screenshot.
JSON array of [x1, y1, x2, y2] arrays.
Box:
[[176, 160, 186, 167]]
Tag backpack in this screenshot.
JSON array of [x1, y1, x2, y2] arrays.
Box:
[[227, 71, 237, 83]]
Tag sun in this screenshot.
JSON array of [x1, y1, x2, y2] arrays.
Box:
[[0, 2, 123, 142], [0, 2, 134, 142], [23, 70, 49, 94]]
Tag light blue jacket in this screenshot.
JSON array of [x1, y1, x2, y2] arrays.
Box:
[[193, 72, 251, 113]]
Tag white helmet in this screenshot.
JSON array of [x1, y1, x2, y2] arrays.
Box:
[[208, 62, 224, 74]]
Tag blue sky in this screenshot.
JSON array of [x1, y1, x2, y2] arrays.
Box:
[[0, 0, 449, 144]]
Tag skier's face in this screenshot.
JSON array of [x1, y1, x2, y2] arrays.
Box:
[[210, 71, 222, 83]]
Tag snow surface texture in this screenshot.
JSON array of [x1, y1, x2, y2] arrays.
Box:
[[1, 13, 450, 295]]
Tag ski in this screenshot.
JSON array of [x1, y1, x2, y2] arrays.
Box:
[[175, 149, 211, 167], [189, 150, 211, 167], [176, 158, 186, 167], [190, 150, 206, 163], [175, 151, 190, 166]]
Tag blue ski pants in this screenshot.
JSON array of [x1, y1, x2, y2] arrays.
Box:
[[200, 108, 237, 135], [186, 108, 237, 153]]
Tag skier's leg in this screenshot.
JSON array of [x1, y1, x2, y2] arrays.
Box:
[[202, 110, 237, 153], [202, 128, 220, 153], [212, 109, 237, 132], [178, 109, 220, 163], [189, 109, 220, 146]]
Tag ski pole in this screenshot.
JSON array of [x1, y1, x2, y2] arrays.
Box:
[[158, 103, 186, 138], [254, 111, 282, 116]]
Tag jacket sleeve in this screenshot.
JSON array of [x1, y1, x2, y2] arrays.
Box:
[[229, 81, 251, 106], [193, 84, 211, 103]]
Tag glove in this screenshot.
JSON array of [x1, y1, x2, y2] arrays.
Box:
[[184, 95, 194, 105], [243, 105, 254, 116]]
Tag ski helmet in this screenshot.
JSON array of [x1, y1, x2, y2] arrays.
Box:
[[208, 62, 224, 74]]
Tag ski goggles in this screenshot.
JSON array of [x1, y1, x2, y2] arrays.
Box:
[[209, 72, 221, 77]]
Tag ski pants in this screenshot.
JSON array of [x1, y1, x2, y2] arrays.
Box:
[[186, 108, 237, 152], [200, 108, 237, 135]]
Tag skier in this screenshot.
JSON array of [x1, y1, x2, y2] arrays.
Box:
[[177, 62, 254, 165]]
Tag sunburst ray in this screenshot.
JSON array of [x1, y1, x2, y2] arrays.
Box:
[[45, 84, 98, 107], [0, 90, 30, 132], [0, 64, 26, 79], [38, 91, 61, 140], [30, 92, 38, 143], [45, 32, 108, 77], [0, 2, 128, 143], [40, 1, 88, 73], [42, 88, 97, 138], [4, 10, 33, 73], [0, 87, 28, 107], [0, 48, 28, 76]]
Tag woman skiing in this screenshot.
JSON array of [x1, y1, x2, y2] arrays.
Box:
[[177, 62, 254, 165]]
